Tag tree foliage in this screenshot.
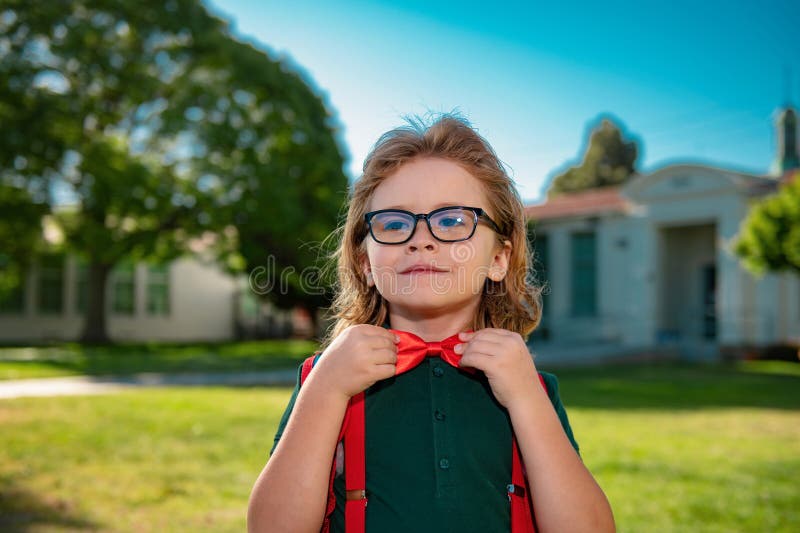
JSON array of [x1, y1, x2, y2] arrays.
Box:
[[734, 173, 800, 276], [549, 117, 638, 197], [0, 1, 347, 341]]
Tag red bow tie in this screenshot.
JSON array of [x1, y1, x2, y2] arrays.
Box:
[[389, 329, 474, 375]]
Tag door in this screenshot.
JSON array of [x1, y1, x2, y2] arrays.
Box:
[[701, 263, 717, 340]]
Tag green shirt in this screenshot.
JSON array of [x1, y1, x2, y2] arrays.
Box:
[[271, 357, 579, 532]]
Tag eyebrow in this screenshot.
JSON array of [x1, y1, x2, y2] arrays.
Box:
[[378, 202, 472, 211]]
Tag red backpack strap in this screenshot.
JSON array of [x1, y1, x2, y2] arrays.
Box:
[[303, 354, 365, 531], [508, 372, 548, 533], [300, 354, 317, 384], [299, 353, 341, 533], [344, 392, 367, 531]]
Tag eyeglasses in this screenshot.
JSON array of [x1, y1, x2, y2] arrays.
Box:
[[364, 205, 503, 245]]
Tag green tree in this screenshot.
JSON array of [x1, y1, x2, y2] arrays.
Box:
[[549, 117, 638, 197], [167, 33, 348, 336], [0, 1, 347, 342], [734, 173, 800, 276]]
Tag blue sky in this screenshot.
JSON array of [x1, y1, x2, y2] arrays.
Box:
[[206, 0, 800, 203]]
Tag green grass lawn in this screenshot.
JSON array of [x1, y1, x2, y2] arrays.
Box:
[[0, 340, 318, 380], [1, 360, 798, 532], [553, 360, 800, 532]]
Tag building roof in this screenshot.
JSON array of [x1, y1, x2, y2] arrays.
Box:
[[524, 186, 629, 221], [780, 168, 799, 185]]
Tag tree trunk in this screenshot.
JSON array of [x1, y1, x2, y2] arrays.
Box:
[[80, 260, 112, 344]]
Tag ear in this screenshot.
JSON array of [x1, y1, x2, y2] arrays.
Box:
[[489, 239, 512, 282]]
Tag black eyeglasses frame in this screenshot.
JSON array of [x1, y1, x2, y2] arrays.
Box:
[[363, 205, 503, 245]]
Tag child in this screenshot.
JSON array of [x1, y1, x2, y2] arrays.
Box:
[[248, 115, 615, 532]]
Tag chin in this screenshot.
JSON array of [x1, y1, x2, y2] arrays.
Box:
[[386, 291, 469, 312], [393, 275, 455, 296]]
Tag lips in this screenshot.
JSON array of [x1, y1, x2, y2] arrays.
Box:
[[400, 264, 449, 274]]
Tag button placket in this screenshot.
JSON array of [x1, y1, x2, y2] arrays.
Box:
[[429, 358, 453, 493]]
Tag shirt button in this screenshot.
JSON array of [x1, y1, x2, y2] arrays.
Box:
[[434, 410, 446, 421], [433, 366, 444, 377], [439, 458, 450, 470]]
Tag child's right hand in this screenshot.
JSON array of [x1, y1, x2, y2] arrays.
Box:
[[310, 324, 399, 401]]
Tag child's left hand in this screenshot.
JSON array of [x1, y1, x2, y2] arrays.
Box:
[[455, 328, 539, 409]]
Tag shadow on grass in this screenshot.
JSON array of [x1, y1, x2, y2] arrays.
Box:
[[0, 339, 317, 378], [0, 482, 99, 532], [545, 361, 800, 411]]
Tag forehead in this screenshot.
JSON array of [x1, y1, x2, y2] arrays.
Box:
[[368, 158, 488, 212]]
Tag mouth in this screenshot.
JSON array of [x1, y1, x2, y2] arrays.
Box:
[[399, 266, 449, 275]]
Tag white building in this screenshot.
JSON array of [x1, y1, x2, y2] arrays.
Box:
[[0, 256, 227, 342], [526, 106, 800, 363], [0, 253, 307, 343]]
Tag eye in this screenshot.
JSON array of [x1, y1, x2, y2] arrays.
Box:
[[433, 209, 470, 229], [375, 213, 412, 232], [438, 215, 466, 228], [384, 219, 409, 231]]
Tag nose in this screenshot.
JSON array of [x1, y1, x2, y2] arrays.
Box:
[[407, 217, 438, 252]]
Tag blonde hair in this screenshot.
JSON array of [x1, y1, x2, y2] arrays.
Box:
[[320, 114, 542, 348]]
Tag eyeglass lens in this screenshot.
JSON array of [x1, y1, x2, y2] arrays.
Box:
[[370, 208, 475, 243]]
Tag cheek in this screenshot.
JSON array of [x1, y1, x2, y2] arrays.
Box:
[[364, 241, 384, 267], [448, 239, 495, 267], [449, 248, 496, 294], [448, 242, 476, 264], [467, 260, 492, 293], [365, 245, 401, 283]]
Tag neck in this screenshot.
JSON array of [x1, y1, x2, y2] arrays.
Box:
[[387, 299, 479, 342]]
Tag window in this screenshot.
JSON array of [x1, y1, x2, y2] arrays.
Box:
[[0, 258, 25, 314], [38, 254, 64, 314], [146, 264, 170, 315], [570, 232, 597, 317], [75, 259, 88, 314], [0, 284, 24, 313], [111, 262, 135, 315]]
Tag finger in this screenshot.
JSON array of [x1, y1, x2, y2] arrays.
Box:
[[458, 331, 476, 342], [361, 324, 400, 341], [380, 335, 400, 350], [459, 338, 505, 356], [373, 362, 397, 381], [456, 329, 499, 353], [458, 351, 494, 372], [373, 347, 398, 365], [372, 328, 401, 344], [459, 328, 506, 343], [367, 334, 398, 352], [477, 328, 514, 341]]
